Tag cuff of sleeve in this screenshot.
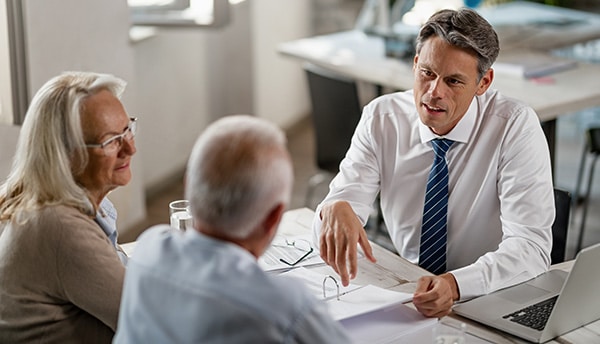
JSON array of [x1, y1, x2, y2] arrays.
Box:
[[311, 205, 324, 249], [451, 265, 486, 301]]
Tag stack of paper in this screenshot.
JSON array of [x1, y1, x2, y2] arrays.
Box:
[[493, 50, 577, 79], [281, 267, 437, 343]]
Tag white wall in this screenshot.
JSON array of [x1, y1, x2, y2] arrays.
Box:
[[133, 0, 313, 191], [0, 0, 313, 236], [5, 0, 146, 233], [0, 0, 13, 125], [252, 0, 311, 129]]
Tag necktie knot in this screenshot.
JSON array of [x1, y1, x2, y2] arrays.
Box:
[[431, 138, 454, 157]]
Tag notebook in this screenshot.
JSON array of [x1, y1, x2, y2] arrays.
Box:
[[453, 243, 600, 343]]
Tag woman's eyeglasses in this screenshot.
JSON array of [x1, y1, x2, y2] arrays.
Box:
[[85, 117, 137, 155]]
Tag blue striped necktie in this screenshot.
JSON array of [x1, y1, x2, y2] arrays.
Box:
[[419, 138, 454, 275]]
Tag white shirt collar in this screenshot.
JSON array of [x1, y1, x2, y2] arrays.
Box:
[[418, 96, 478, 144]]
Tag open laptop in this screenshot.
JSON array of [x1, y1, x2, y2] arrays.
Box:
[[453, 242, 600, 343]]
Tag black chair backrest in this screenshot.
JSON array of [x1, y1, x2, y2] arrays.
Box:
[[551, 188, 571, 264], [305, 63, 362, 173], [587, 127, 600, 154]]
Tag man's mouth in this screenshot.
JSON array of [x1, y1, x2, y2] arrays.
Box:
[[423, 103, 445, 113]]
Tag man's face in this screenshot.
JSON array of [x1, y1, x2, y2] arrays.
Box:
[[413, 36, 493, 135]]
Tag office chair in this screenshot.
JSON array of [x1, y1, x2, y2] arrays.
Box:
[[303, 63, 362, 207], [551, 188, 571, 264], [572, 127, 600, 253]]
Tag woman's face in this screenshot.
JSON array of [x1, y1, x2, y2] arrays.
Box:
[[76, 89, 136, 204]]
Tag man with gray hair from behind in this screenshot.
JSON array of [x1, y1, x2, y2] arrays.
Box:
[[114, 115, 351, 343]]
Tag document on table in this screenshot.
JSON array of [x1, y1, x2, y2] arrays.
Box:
[[340, 304, 438, 344], [281, 267, 414, 320], [258, 234, 324, 272], [493, 49, 577, 79], [281, 267, 437, 342], [120, 241, 137, 257]]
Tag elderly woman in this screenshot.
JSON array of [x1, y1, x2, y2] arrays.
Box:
[[0, 71, 136, 343]]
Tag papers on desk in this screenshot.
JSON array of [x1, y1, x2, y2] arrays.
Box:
[[282, 267, 437, 343], [258, 234, 323, 272], [282, 267, 413, 321], [493, 50, 577, 79], [120, 241, 137, 257]]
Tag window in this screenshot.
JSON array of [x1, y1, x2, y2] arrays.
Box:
[[128, 0, 230, 28]]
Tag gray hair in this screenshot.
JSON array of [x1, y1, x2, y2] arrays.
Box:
[[415, 8, 500, 80], [0, 71, 126, 221], [185, 115, 293, 239]]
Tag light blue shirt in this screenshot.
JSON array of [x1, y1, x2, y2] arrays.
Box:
[[114, 225, 351, 344], [95, 197, 128, 265]]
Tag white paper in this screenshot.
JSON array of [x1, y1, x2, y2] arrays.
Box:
[[340, 303, 437, 344], [493, 50, 577, 78], [120, 241, 137, 257], [280, 267, 413, 321], [326, 284, 413, 321], [258, 234, 324, 272]]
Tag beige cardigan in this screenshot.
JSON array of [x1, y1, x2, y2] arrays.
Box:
[[0, 205, 125, 343]]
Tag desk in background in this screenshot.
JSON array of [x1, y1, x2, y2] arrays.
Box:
[[279, 207, 600, 343], [279, 29, 600, 122], [278, 2, 600, 177]]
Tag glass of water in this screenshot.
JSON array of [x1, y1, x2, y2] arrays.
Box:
[[169, 200, 192, 230], [432, 321, 466, 344]]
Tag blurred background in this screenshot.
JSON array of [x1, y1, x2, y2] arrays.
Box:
[[1, 0, 599, 259]]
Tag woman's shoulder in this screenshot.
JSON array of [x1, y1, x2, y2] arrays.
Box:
[[36, 204, 94, 224], [28, 205, 98, 239]]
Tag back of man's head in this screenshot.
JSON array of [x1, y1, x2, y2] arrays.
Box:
[[185, 115, 293, 239]]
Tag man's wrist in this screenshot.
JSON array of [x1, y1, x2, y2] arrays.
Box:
[[441, 272, 460, 301]]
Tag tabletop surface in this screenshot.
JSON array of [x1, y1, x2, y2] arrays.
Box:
[[121, 207, 600, 343], [278, 2, 600, 122], [276, 207, 600, 344]]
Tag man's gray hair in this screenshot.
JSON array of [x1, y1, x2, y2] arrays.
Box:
[[0, 71, 126, 221], [185, 115, 293, 239], [415, 8, 500, 80]]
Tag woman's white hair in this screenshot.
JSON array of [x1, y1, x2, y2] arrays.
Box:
[[185, 115, 293, 239], [0, 71, 126, 222]]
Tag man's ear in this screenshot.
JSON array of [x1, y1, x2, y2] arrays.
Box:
[[413, 54, 419, 72], [476, 68, 494, 96], [262, 203, 285, 237]]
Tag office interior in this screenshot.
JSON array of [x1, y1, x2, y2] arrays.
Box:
[[1, 0, 599, 262]]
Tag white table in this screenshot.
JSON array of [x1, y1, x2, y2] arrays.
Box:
[[278, 2, 600, 176], [278, 207, 600, 344], [278, 28, 600, 123]]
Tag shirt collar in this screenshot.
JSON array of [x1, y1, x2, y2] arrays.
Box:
[[419, 96, 478, 144], [185, 228, 257, 262], [95, 197, 117, 243]]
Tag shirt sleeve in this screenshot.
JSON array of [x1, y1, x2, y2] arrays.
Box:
[[312, 108, 382, 246], [53, 210, 125, 330], [452, 106, 554, 300]]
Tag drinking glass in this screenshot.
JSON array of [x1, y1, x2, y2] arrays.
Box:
[[169, 200, 192, 230], [432, 321, 466, 344]]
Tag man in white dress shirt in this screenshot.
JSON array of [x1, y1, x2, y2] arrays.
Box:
[[115, 115, 350, 343], [313, 8, 554, 318]]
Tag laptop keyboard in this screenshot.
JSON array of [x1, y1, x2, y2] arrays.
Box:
[[502, 295, 558, 331]]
